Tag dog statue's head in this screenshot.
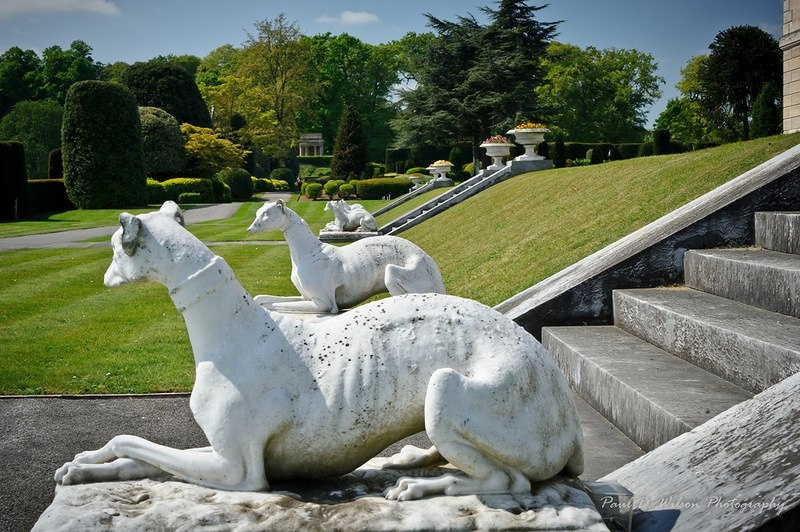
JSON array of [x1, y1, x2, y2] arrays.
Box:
[[104, 201, 199, 287], [247, 200, 287, 234]]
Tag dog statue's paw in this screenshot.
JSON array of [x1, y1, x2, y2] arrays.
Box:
[[382, 445, 444, 469]]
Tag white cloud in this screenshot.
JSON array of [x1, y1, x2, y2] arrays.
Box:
[[0, 0, 121, 20], [316, 10, 379, 26]]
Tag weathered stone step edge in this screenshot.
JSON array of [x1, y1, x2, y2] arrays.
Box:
[[571, 392, 644, 481], [600, 371, 800, 532], [755, 211, 800, 254], [685, 248, 800, 318], [542, 325, 752, 452], [613, 287, 800, 394]]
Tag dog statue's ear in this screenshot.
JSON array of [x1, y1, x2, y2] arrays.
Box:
[[119, 213, 141, 256], [276, 199, 285, 213], [159, 201, 185, 227]]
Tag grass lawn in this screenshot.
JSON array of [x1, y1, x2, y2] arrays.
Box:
[[1, 133, 798, 394]]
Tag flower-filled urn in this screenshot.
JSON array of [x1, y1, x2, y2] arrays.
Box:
[[479, 135, 514, 172], [427, 160, 453, 181], [507, 122, 550, 161]]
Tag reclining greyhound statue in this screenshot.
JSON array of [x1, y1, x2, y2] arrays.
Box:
[[247, 199, 445, 313], [55, 202, 584, 500], [323, 199, 377, 232]]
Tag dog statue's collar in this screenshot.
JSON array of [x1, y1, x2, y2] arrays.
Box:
[[168, 256, 237, 313]]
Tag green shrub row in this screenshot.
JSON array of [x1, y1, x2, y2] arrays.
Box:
[[178, 192, 202, 204], [355, 177, 413, 200], [298, 155, 333, 167]]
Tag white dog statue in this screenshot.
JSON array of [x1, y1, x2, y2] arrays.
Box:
[[323, 199, 378, 232], [247, 199, 445, 313], [55, 202, 584, 501]]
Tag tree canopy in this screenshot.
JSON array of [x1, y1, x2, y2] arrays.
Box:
[[392, 0, 558, 161], [536, 42, 663, 142]]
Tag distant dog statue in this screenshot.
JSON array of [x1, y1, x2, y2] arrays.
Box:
[[55, 201, 584, 500], [247, 199, 445, 313], [323, 199, 377, 232]]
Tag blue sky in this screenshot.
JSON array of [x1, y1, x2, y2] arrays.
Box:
[[0, 0, 783, 126]]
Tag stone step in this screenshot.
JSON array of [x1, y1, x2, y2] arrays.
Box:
[[571, 393, 644, 481], [542, 325, 752, 452], [684, 248, 800, 318], [613, 287, 800, 393], [755, 211, 800, 254]]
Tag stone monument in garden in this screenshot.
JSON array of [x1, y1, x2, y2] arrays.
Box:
[[35, 202, 603, 530]]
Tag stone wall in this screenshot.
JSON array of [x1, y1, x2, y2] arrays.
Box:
[[782, 0, 800, 133]]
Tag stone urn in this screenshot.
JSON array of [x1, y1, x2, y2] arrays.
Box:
[[507, 127, 550, 161], [427, 161, 453, 181], [480, 142, 514, 173]]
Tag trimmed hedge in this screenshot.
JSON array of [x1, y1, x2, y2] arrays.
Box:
[[355, 177, 412, 200], [297, 155, 333, 168], [0, 141, 27, 220], [178, 192, 202, 204], [146, 178, 167, 204], [161, 178, 215, 203], [27, 179, 74, 213]]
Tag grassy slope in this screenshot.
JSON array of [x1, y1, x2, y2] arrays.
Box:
[[1, 133, 797, 394], [404, 133, 800, 306]]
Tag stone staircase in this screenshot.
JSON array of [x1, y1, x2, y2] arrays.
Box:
[[378, 159, 551, 235], [543, 211, 800, 455], [542, 211, 800, 528]]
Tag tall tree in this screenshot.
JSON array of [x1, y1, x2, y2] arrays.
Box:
[[38, 40, 102, 105], [238, 13, 318, 158], [331, 105, 367, 179], [303, 33, 400, 161], [0, 47, 42, 117], [536, 42, 663, 142], [701, 25, 781, 141], [393, 0, 558, 162], [750, 83, 782, 138]]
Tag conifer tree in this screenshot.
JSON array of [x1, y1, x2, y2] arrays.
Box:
[[331, 105, 368, 179]]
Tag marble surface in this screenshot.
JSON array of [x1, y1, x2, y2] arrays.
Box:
[[38, 460, 606, 531]]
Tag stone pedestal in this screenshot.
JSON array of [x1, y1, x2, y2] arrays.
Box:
[[510, 159, 554, 174], [34, 459, 605, 531], [319, 230, 381, 242]]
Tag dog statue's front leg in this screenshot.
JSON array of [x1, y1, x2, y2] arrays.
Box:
[[55, 435, 267, 492]]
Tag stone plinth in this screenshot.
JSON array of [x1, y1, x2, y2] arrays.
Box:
[[318, 230, 381, 242], [34, 459, 605, 531]]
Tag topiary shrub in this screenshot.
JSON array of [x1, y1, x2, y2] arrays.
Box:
[[121, 62, 211, 127], [178, 192, 202, 204], [323, 179, 346, 198], [146, 178, 166, 204], [552, 136, 567, 168], [161, 177, 214, 203], [215, 167, 254, 201], [139, 106, 184, 178], [405, 167, 430, 175], [305, 182, 323, 200], [355, 177, 412, 200], [62, 80, 147, 209], [270, 166, 294, 183], [338, 182, 355, 198]]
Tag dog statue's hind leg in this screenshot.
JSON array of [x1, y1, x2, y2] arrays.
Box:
[[386, 362, 583, 501]]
